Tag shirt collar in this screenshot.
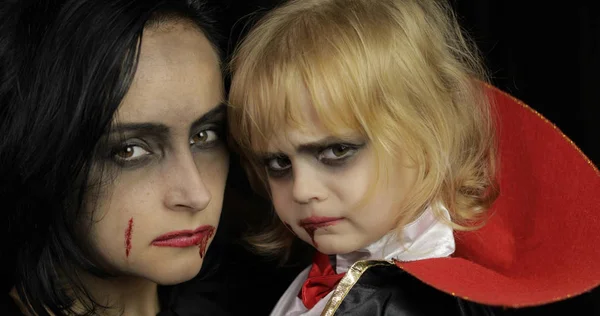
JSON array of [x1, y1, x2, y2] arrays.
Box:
[[335, 205, 455, 273]]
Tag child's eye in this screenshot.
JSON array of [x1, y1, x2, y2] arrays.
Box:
[[267, 156, 292, 171], [318, 144, 361, 163], [264, 155, 292, 178], [320, 144, 354, 159]]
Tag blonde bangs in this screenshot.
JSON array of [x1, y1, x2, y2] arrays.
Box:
[[228, 6, 386, 157], [227, 0, 497, 257]]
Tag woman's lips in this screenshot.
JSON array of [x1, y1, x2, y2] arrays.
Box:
[[151, 225, 215, 248]]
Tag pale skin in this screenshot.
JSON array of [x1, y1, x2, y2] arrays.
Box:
[[11, 21, 228, 315], [263, 92, 419, 255]]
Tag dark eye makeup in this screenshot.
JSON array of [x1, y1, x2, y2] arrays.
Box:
[[262, 141, 365, 178]]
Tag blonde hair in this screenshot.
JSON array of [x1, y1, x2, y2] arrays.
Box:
[[228, 0, 498, 257]]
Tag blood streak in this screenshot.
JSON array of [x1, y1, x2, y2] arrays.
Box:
[[198, 228, 215, 259], [125, 217, 133, 257], [303, 226, 318, 248]]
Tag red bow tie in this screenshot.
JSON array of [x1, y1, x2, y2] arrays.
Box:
[[298, 252, 346, 309]]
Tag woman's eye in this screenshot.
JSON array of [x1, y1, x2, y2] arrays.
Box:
[[114, 145, 151, 161], [190, 129, 219, 146], [267, 156, 291, 171], [320, 144, 354, 160]]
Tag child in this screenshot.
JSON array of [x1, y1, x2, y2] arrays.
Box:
[[227, 0, 600, 315]]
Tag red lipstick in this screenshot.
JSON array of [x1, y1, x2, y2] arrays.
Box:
[[151, 225, 215, 248]]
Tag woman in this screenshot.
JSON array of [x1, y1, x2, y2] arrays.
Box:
[[227, 0, 600, 315], [1, 0, 229, 314]]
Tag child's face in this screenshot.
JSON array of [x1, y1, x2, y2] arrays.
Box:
[[263, 96, 418, 255], [83, 22, 228, 285]]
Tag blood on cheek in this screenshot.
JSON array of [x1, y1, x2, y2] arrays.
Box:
[[125, 217, 133, 257]]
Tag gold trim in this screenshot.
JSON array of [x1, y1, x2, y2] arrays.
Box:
[[321, 260, 394, 316], [316, 86, 597, 314]]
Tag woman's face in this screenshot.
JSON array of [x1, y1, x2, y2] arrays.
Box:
[[84, 21, 228, 285]]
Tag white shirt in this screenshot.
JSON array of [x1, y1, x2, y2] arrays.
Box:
[[269, 206, 455, 316]]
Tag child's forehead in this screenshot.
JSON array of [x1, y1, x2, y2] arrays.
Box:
[[264, 123, 328, 152], [246, 81, 367, 154]]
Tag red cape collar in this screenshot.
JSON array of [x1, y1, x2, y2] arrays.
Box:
[[396, 85, 599, 307]]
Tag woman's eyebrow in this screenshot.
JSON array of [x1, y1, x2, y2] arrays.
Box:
[[105, 103, 226, 139], [189, 103, 227, 132], [108, 122, 170, 138]]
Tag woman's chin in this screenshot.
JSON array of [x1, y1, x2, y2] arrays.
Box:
[[145, 256, 204, 285]]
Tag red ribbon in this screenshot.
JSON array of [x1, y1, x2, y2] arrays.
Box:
[[298, 252, 346, 309]]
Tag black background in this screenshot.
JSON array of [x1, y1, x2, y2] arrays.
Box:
[[3, 1, 598, 314], [210, 0, 599, 166]]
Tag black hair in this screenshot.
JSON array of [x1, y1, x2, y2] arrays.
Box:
[[0, 0, 220, 315]]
